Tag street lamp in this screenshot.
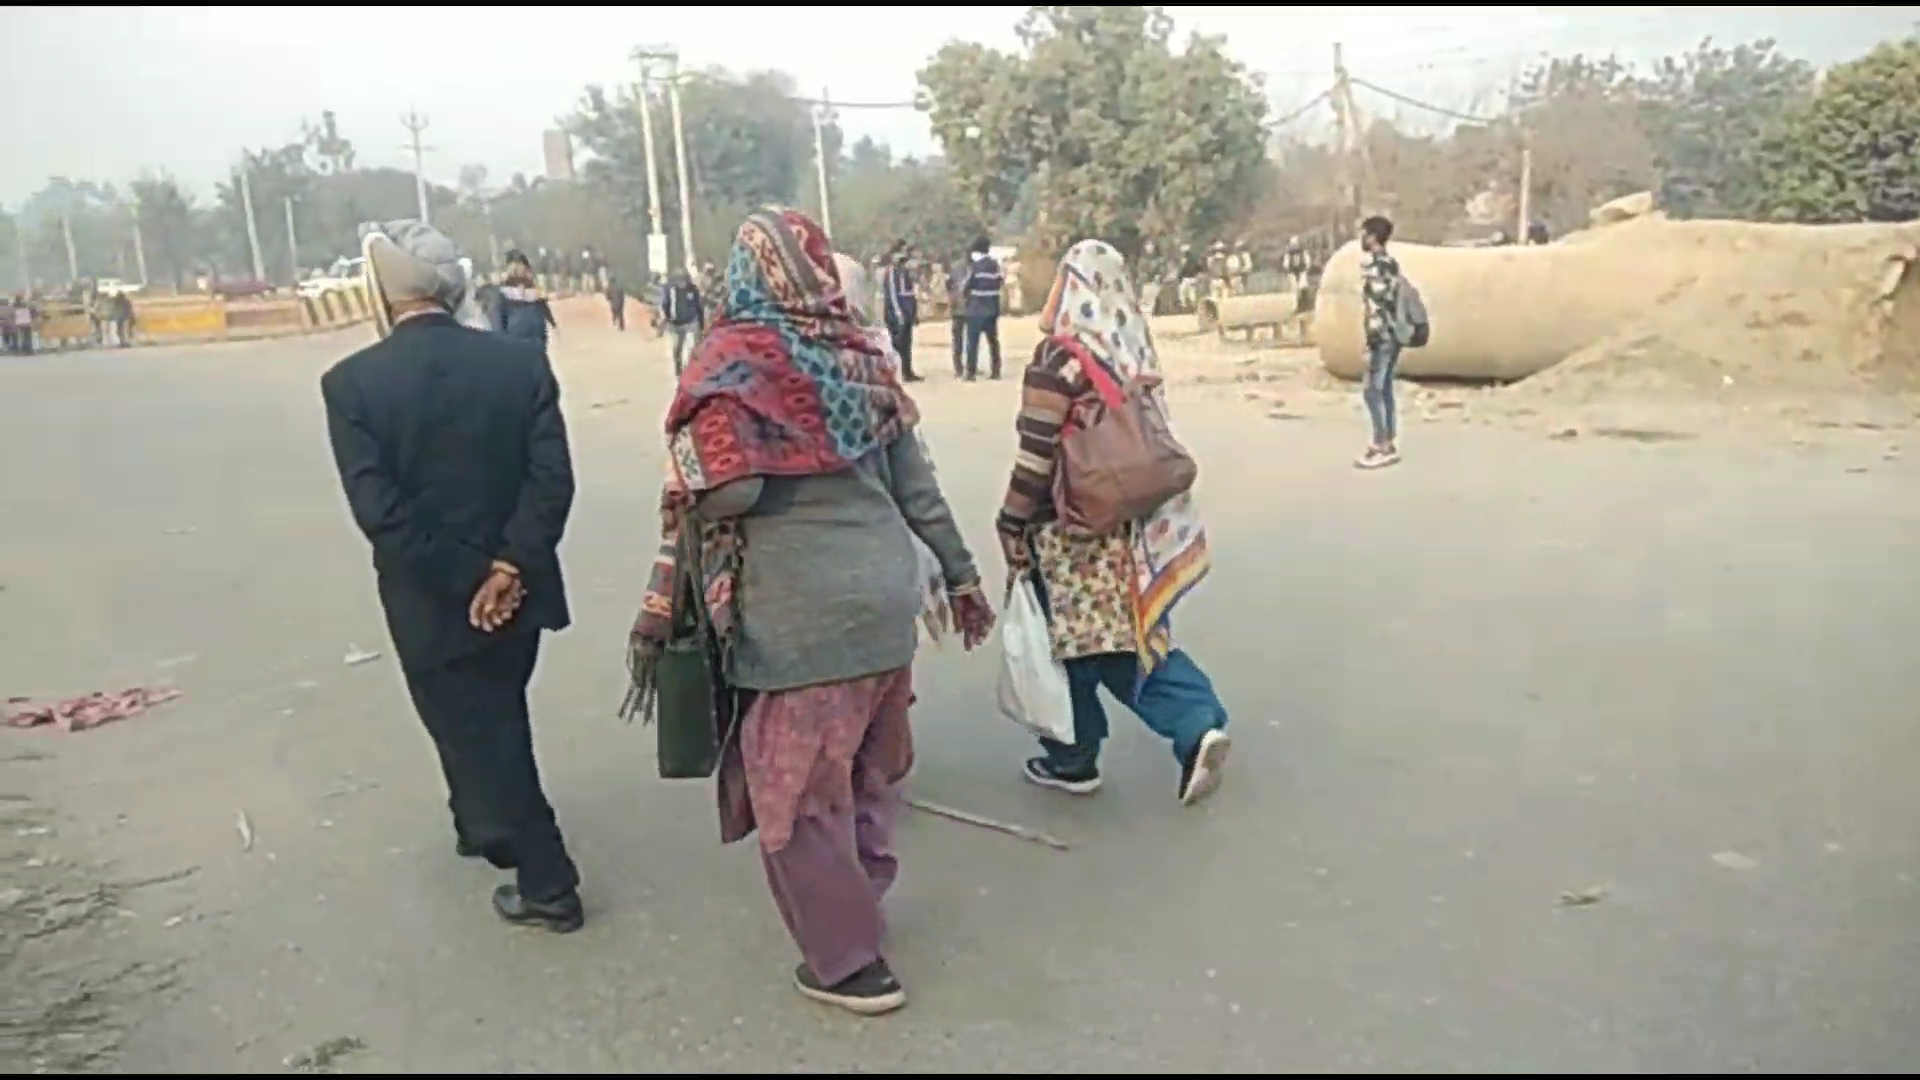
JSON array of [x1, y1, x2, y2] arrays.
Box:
[[632, 45, 697, 274]]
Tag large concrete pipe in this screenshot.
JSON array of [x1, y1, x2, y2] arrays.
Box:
[[1316, 232, 1694, 381], [1196, 292, 1300, 338]]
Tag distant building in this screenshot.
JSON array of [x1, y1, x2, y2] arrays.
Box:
[[542, 130, 575, 183]]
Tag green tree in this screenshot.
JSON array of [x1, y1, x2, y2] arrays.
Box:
[[1637, 38, 1816, 218], [916, 5, 1270, 262], [567, 68, 835, 269], [15, 177, 133, 285], [214, 144, 314, 280], [1511, 52, 1658, 232], [301, 109, 358, 176], [129, 172, 200, 287], [825, 139, 985, 261], [1756, 37, 1920, 223]]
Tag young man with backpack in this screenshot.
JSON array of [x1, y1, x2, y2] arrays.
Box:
[[1355, 215, 1428, 470]]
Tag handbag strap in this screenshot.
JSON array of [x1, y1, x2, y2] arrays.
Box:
[[672, 513, 716, 638], [1052, 336, 1127, 410]]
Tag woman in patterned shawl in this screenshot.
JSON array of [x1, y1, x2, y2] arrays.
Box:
[[629, 208, 994, 1017], [994, 238, 1232, 807]]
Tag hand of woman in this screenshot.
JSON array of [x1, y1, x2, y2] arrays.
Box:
[[998, 529, 1033, 574], [621, 631, 667, 722], [948, 581, 996, 652]]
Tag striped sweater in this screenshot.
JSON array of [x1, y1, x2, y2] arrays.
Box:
[[996, 338, 1094, 536]]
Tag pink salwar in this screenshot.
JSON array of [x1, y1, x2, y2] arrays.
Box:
[[718, 666, 914, 985]]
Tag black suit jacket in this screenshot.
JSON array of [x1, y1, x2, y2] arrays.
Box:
[[321, 313, 574, 672]]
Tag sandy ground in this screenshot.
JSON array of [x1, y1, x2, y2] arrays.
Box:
[[4, 301, 1920, 1073]]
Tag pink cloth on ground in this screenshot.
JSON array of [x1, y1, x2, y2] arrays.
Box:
[[5, 687, 182, 733]]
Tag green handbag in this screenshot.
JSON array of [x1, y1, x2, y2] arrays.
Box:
[[650, 521, 736, 780]]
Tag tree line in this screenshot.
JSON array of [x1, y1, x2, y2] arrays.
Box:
[[4, 7, 1916, 296]]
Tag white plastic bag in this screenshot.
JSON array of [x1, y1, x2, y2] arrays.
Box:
[[995, 578, 1077, 744]]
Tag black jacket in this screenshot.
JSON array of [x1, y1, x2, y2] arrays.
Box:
[[320, 313, 575, 671], [659, 281, 704, 328], [884, 262, 917, 328], [962, 255, 1003, 321]]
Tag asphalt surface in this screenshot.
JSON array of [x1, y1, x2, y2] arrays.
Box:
[[2, 323, 1918, 1073]]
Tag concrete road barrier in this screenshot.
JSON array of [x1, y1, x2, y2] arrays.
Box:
[[20, 284, 376, 353], [35, 304, 92, 346], [130, 297, 228, 343], [223, 297, 309, 337]]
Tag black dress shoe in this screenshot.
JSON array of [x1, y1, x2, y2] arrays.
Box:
[[491, 884, 585, 934]]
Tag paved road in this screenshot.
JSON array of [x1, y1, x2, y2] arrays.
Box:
[[3, 327, 1918, 1072]]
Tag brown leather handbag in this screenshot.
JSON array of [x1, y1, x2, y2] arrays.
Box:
[[1050, 338, 1198, 538]]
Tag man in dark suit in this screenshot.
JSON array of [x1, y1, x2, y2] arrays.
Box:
[[322, 221, 584, 933]]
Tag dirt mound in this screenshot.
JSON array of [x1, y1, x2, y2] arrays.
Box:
[[1319, 217, 1920, 400], [1517, 217, 1920, 403]]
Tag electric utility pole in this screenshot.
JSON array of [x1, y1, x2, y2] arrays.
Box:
[[401, 109, 434, 225]]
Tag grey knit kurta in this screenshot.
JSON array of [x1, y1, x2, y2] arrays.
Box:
[[699, 434, 975, 692]]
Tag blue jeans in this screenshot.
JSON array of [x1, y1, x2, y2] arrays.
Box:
[[1363, 337, 1401, 445], [1039, 649, 1229, 774], [668, 324, 698, 375]]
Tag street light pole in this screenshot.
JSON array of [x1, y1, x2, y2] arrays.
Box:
[[130, 203, 149, 286], [630, 49, 668, 276], [811, 87, 834, 238], [60, 213, 78, 281], [284, 196, 300, 285], [236, 157, 266, 282], [401, 109, 434, 225], [662, 51, 698, 274]]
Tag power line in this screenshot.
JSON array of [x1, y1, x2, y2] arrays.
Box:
[[650, 68, 920, 111], [1350, 78, 1502, 125], [1268, 87, 1335, 129], [626, 31, 1674, 145]]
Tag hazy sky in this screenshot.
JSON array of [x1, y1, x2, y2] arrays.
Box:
[[4, 6, 1913, 206]]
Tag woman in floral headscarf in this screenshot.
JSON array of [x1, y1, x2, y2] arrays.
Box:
[[994, 239, 1232, 807], [629, 208, 993, 1016]]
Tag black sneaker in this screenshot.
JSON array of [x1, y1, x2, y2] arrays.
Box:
[[1022, 757, 1102, 795], [455, 837, 482, 859], [794, 959, 907, 1016], [491, 884, 585, 934], [1178, 730, 1232, 807]]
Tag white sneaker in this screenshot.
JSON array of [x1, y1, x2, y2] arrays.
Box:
[[1179, 730, 1232, 806]]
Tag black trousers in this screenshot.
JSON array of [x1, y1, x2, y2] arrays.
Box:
[[403, 631, 580, 902], [964, 314, 1002, 379], [609, 302, 625, 331], [950, 316, 966, 376], [886, 317, 916, 379]]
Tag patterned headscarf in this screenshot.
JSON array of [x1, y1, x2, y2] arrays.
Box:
[[627, 210, 922, 705], [1039, 239, 1161, 381]]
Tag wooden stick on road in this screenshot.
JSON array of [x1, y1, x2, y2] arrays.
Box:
[[906, 796, 1071, 852]]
